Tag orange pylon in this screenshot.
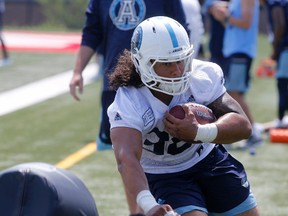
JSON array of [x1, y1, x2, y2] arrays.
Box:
[[270, 129, 288, 143]]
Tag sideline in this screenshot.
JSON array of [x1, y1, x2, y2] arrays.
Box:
[[0, 30, 99, 170], [0, 63, 99, 170], [0, 63, 98, 116]]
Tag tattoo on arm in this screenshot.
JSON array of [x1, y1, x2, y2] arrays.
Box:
[[208, 93, 243, 118]]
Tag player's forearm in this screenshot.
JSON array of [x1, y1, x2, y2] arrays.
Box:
[[73, 45, 95, 75], [214, 113, 252, 144], [228, 0, 254, 29], [117, 157, 151, 213]]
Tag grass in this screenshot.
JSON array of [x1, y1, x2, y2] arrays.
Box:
[[0, 52, 78, 92], [0, 34, 287, 216]]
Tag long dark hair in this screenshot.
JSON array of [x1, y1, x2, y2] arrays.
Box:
[[109, 49, 143, 91]]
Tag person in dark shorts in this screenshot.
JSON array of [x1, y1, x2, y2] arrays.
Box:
[[69, 0, 188, 151]]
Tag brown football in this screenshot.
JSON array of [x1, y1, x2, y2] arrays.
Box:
[[169, 105, 185, 119], [169, 103, 216, 124]]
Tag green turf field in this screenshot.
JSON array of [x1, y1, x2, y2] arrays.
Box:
[[0, 34, 287, 215]]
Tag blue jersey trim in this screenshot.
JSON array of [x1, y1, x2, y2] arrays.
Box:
[[175, 205, 208, 215], [209, 193, 257, 216]]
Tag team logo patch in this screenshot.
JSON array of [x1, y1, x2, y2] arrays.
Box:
[[109, 0, 146, 30], [142, 108, 154, 126]]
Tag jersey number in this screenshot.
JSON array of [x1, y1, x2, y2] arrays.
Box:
[[144, 128, 191, 155]]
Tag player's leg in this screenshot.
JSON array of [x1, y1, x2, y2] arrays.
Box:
[[276, 49, 288, 127], [277, 78, 287, 122], [145, 171, 209, 216], [223, 54, 262, 148], [96, 90, 116, 151], [195, 144, 260, 216]]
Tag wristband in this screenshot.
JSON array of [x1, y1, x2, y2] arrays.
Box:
[[165, 211, 177, 216], [136, 190, 158, 214], [194, 123, 218, 143]]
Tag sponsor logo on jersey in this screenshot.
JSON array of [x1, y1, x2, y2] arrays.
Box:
[[157, 198, 165, 205], [109, 0, 146, 30], [114, 112, 122, 121], [241, 177, 249, 188], [187, 95, 195, 102]]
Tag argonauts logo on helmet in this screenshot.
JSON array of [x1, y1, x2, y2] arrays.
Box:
[[131, 26, 143, 54]]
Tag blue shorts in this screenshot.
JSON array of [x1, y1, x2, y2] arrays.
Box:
[[276, 49, 288, 79], [146, 145, 257, 215], [223, 53, 252, 93]]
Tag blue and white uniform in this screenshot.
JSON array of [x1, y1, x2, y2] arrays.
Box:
[[108, 59, 258, 215], [109, 59, 224, 173]]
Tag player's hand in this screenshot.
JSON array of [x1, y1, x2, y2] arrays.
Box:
[[164, 107, 199, 142], [69, 72, 83, 101], [146, 204, 180, 216], [210, 3, 229, 23]]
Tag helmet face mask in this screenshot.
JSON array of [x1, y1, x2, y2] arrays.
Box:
[[131, 16, 194, 95]]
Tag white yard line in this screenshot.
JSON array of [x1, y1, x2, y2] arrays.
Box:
[[0, 63, 99, 116]]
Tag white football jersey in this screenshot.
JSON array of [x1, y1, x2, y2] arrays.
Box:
[[108, 59, 226, 174]]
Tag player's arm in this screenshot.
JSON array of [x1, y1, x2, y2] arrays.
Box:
[[227, 0, 255, 29], [69, 45, 95, 101], [111, 127, 146, 214], [164, 92, 251, 144], [208, 92, 252, 144], [111, 127, 178, 216], [210, 0, 255, 29]]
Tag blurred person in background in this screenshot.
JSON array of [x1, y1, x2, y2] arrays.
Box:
[[0, 0, 10, 67], [182, 0, 205, 59], [212, 0, 262, 149], [265, 0, 288, 128], [69, 0, 188, 151], [202, 0, 230, 70]]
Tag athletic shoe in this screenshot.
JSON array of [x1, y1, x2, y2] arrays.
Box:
[[275, 119, 287, 128], [237, 134, 263, 150], [96, 137, 113, 151]]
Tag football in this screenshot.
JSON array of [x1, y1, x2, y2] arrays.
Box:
[[169, 105, 185, 119], [169, 102, 216, 124]]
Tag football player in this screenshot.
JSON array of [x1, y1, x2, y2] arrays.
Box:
[[108, 16, 260, 216]]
